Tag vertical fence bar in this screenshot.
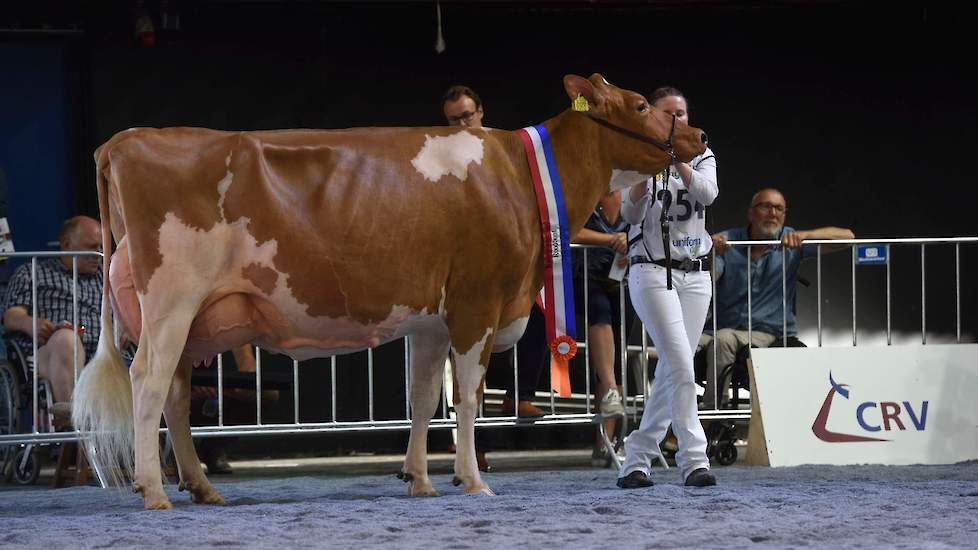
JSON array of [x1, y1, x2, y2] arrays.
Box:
[[331, 356, 337, 422], [72, 256, 79, 382], [921, 244, 927, 345], [217, 353, 224, 427], [293, 359, 300, 425], [549, 361, 556, 417], [367, 349, 375, 422], [817, 245, 822, 347], [711, 249, 718, 410], [404, 337, 411, 420], [956, 243, 961, 344], [886, 244, 892, 346], [512, 343, 519, 419], [618, 280, 627, 410], [851, 245, 857, 347], [781, 246, 787, 346], [441, 359, 449, 420], [583, 248, 591, 414], [255, 346, 262, 425], [31, 257, 38, 433], [747, 245, 752, 347]]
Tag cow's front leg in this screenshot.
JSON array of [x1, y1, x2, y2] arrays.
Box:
[[164, 355, 224, 505], [401, 329, 451, 496], [449, 327, 495, 495]]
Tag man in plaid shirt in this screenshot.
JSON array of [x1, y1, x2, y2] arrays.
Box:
[[2, 216, 103, 404]]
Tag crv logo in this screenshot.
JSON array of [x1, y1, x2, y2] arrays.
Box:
[[811, 372, 929, 443]]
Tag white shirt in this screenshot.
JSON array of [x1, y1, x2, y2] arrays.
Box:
[[621, 147, 717, 261]]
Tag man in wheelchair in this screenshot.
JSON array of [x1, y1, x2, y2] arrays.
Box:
[[2, 216, 103, 422], [702, 189, 853, 409]]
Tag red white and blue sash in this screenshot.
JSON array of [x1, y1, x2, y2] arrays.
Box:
[[517, 124, 577, 397]]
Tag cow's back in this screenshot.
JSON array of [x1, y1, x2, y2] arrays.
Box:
[[103, 126, 542, 357]]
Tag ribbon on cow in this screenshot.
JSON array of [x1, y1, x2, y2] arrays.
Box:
[[517, 124, 577, 398]]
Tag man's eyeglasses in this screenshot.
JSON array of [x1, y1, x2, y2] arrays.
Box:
[[448, 110, 479, 125], [751, 202, 787, 214]]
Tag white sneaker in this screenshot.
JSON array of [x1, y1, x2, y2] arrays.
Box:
[[599, 388, 624, 416]]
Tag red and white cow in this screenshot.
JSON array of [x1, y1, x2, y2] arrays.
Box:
[[73, 74, 706, 509]]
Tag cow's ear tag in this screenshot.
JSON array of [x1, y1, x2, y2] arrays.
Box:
[[572, 94, 590, 112]]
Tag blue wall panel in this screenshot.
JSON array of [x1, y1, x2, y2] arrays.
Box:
[[0, 42, 74, 254]]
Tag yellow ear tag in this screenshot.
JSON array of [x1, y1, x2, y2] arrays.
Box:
[[572, 94, 590, 112]]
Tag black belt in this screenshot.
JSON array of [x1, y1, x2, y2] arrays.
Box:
[[630, 255, 711, 272]]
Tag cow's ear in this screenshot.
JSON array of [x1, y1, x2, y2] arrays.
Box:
[[564, 74, 598, 110]]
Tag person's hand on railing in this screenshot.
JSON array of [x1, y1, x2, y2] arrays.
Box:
[[711, 233, 730, 255], [781, 230, 806, 249]]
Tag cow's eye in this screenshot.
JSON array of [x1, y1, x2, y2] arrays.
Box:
[[637, 103, 648, 113]]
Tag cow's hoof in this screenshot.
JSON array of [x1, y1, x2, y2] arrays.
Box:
[[191, 488, 226, 505], [408, 479, 438, 497], [134, 481, 173, 509], [180, 480, 225, 505], [452, 476, 463, 487], [142, 492, 173, 510]]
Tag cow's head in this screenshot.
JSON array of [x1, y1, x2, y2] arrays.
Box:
[[563, 73, 708, 190]]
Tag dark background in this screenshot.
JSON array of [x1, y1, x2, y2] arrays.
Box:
[[1, 1, 975, 455]]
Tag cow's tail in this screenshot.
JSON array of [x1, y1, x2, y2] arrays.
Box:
[[72, 145, 134, 488]]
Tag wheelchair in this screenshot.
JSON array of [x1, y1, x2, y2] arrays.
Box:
[[0, 336, 60, 485]]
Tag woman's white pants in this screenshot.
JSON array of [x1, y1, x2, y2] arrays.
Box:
[[619, 262, 712, 480]]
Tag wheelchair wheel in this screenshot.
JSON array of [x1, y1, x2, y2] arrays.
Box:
[[716, 441, 738, 466], [0, 362, 18, 435], [0, 362, 20, 483], [12, 446, 40, 485]]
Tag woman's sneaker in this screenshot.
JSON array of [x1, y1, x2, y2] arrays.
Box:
[[599, 388, 624, 416], [591, 446, 612, 468]]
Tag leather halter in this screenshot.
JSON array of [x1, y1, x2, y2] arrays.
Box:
[[585, 110, 682, 290], [585, 112, 677, 160]]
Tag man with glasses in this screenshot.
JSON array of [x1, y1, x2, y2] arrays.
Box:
[[440, 84, 547, 473], [702, 188, 853, 409], [442, 85, 484, 128]]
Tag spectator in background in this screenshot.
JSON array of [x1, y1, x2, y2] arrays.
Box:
[[572, 190, 632, 466], [703, 188, 854, 408], [2, 216, 102, 417], [442, 85, 547, 473], [443, 85, 546, 418], [188, 344, 275, 475], [442, 84, 484, 128]]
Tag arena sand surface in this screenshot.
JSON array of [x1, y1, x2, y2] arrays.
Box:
[[1, 456, 977, 549]]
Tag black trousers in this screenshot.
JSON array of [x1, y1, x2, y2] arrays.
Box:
[[477, 303, 548, 452]]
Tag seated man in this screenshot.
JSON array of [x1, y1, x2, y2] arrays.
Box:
[[2, 216, 103, 416], [188, 344, 275, 475], [703, 188, 853, 408]]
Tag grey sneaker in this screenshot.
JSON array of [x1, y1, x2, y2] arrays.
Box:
[[599, 388, 624, 416], [590, 446, 611, 468]]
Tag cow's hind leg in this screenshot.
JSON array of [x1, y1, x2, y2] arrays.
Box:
[[400, 328, 451, 496], [164, 355, 224, 505], [449, 326, 496, 495], [130, 309, 197, 510]]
